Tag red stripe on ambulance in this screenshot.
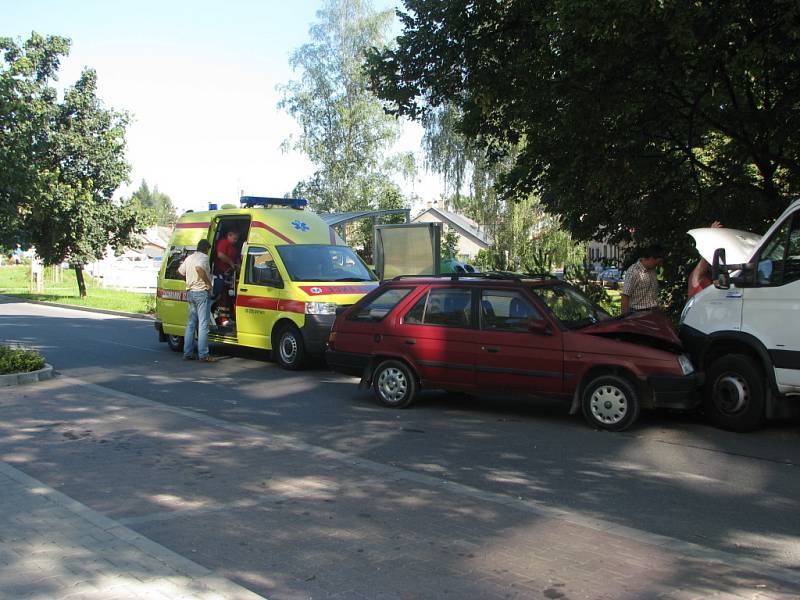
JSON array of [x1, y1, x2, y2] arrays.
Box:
[[251, 221, 295, 244], [237, 295, 306, 314], [173, 222, 210, 229], [157, 288, 188, 301]]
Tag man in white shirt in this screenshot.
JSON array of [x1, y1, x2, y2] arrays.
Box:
[[178, 240, 216, 362]]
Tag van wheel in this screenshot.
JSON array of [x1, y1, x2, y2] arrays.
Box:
[[581, 374, 640, 431], [274, 324, 307, 370], [373, 360, 418, 408], [166, 334, 184, 352], [704, 354, 765, 432]]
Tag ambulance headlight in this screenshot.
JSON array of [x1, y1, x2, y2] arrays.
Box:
[[305, 302, 338, 315], [677, 354, 695, 376]]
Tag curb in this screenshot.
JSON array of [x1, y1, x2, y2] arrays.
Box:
[[0, 294, 154, 320], [0, 363, 54, 387]]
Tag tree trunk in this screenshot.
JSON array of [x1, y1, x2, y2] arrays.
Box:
[[73, 265, 87, 298]]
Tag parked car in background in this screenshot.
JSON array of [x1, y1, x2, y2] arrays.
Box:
[[326, 273, 699, 431], [440, 258, 478, 274], [597, 268, 623, 289]]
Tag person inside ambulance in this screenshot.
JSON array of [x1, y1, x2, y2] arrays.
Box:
[[212, 230, 242, 320], [214, 230, 241, 276]]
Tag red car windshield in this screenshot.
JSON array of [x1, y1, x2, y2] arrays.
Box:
[[530, 284, 611, 329]]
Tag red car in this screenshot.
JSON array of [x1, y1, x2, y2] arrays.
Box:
[[326, 274, 700, 431]]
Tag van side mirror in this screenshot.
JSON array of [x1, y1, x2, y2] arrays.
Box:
[[528, 319, 551, 335], [712, 248, 730, 289]]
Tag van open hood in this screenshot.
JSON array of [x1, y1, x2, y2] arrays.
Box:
[[687, 227, 761, 264], [583, 311, 682, 352]]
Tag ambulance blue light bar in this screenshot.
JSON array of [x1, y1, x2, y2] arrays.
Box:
[[240, 196, 308, 209]]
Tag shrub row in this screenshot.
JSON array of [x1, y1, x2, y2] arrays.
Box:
[[0, 345, 46, 374]]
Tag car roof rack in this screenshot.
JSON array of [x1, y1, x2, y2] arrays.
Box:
[[240, 196, 308, 209], [390, 271, 556, 282]]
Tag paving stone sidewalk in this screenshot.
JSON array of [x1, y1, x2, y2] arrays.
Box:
[[1, 376, 798, 600], [0, 461, 266, 600]]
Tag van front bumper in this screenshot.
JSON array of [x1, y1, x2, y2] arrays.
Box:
[[301, 314, 336, 354], [647, 372, 704, 410]]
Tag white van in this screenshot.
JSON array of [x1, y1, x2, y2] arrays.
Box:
[[679, 199, 800, 431]]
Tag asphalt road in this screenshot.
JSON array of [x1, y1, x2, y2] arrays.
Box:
[[3, 296, 800, 570]]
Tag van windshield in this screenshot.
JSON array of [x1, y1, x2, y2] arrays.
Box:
[[276, 245, 377, 282]]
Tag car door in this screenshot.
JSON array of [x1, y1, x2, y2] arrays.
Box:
[[394, 286, 478, 389], [741, 211, 800, 391], [475, 288, 564, 395], [235, 245, 285, 348]]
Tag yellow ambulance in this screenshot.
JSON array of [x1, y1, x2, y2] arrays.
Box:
[[154, 197, 379, 369]]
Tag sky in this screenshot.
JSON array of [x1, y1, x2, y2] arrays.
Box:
[[3, 0, 443, 213]]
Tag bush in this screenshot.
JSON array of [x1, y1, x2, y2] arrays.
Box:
[[0, 345, 46, 374]]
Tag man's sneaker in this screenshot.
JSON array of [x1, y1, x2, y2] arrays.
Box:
[[182, 355, 196, 361], [198, 355, 217, 363]]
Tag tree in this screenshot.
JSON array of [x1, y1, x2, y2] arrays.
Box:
[[129, 180, 177, 226], [278, 0, 415, 227], [423, 105, 584, 274], [0, 33, 146, 296], [368, 1, 800, 311]]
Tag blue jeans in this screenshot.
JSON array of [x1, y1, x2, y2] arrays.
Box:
[[184, 290, 210, 359]]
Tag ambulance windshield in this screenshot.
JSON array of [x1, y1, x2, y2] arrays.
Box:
[[277, 245, 377, 282]]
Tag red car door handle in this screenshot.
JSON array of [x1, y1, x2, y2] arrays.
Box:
[[484, 346, 499, 353], [404, 339, 416, 345]]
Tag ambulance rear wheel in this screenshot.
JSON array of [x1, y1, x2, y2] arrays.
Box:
[[166, 334, 184, 352], [274, 323, 307, 370]]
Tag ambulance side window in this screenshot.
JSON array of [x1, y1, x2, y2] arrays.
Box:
[[164, 246, 192, 281], [245, 246, 283, 288]]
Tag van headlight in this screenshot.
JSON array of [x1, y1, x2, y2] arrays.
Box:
[[677, 354, 695, 375], [305, 301, 337, 315], [679, 297, 695, 325]]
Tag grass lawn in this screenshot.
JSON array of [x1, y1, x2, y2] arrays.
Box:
[[603, 289, 622, 316], [0, 265, 155, 315]]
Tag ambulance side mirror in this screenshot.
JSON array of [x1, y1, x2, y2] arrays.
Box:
[[712, 248, 730, 289]]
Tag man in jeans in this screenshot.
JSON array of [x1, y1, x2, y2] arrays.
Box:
[[178, 240, 216, 362]]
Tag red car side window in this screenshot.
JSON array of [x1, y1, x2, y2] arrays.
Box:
[[403, 287, 473, 328]]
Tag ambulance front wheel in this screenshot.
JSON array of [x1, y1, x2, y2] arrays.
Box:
[[166, 334, 184, 352], [274, 323, 308, 370]]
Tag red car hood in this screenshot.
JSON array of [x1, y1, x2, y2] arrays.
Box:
[[582, 311, 682, 348]]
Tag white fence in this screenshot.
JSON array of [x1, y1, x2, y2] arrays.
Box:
[[88, 258, 160, 293]]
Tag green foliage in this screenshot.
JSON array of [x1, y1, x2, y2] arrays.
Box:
[[565, 263, 610, 308], [279, 0, 415, 217], [440, 226, 460, 260], [127, 180, 177, 226], [418, 103, 584, 278], [0, 345, 45, 375], [368, 0, 800, 313], [0, 33, 148, 288]]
